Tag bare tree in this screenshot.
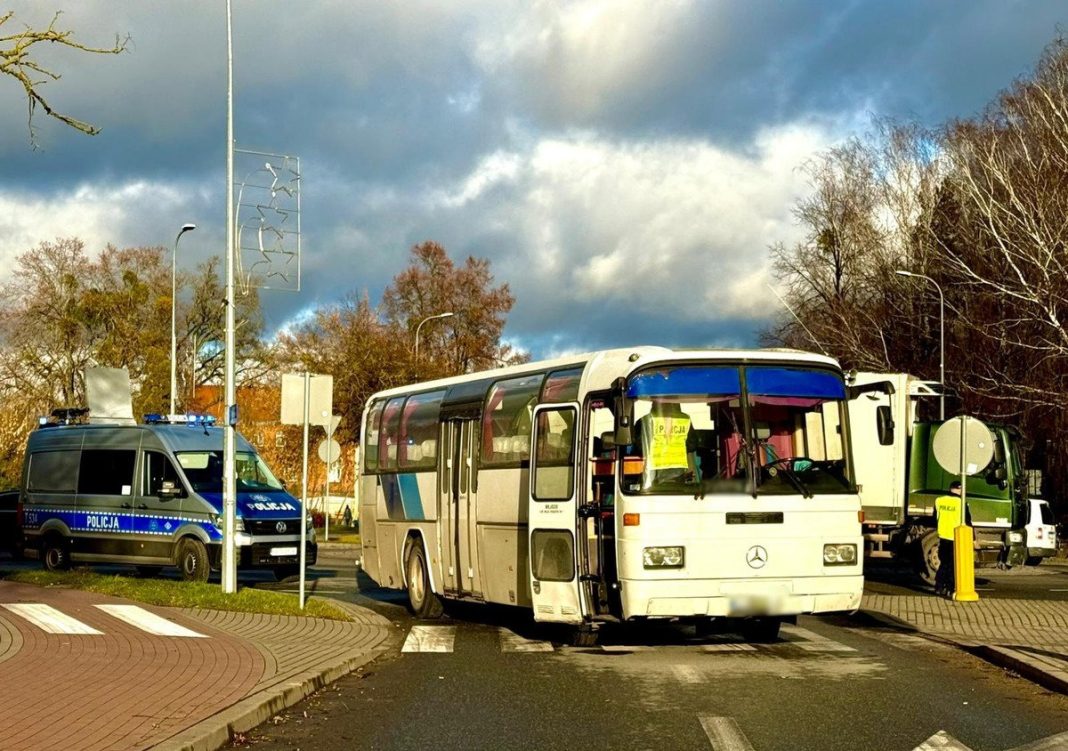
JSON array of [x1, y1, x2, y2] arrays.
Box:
[[0, 10, 128, 146]]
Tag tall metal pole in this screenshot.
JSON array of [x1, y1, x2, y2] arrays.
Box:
[[895, 270, 946, 420], [299, 372, 310, 609], [414, 311, 454, 361], [171, 224, 196, 416], [222, 0, 238, 594]]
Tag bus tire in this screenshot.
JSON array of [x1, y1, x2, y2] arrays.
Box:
[[176, 538, 210, 583], [917, 530, 939, 586], [1025, 556, 1043, 567], [406, 543, 443, 619], [742, 617, 781, 643], [41, 534, 71, 572]]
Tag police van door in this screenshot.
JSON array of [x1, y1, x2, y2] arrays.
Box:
[[137, 449, 187, 561], [528, 403, 584, 624]]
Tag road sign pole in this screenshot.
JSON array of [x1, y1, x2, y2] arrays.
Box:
[[324, 436, 331, 542], [299, 372, 310, 610]]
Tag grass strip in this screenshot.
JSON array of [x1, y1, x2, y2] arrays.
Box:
[[3, 568, 351, 621]]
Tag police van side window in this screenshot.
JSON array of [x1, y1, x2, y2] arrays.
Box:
[[79, 450, 136, 496], [28, 451, 79, 493], [143, 451, 184, 497]]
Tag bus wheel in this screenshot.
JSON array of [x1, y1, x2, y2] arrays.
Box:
[[917, 530, 939, 586], [405, 543, 443, 619], [176, 538, 210, 583], [42, 535, 71, 572], [742, 617, 781, 643], [694, 618, 717, 637]]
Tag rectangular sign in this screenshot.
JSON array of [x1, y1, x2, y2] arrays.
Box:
[[280, 373, 333, 426]]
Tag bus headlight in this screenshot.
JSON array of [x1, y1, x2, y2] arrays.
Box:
[[643, 546, 685, 569], [823, 543, 857, 565]]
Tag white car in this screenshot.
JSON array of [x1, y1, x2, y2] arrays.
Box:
[[1024, 498, 1058, 566]]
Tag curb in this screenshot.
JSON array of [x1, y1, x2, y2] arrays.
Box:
[[150, 600, 391, 751], [860, 607, 1068, 697], [316, 541, 361, 553], [968, 645, 1068, 696]]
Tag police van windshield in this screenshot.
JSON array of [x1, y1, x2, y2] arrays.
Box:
[[621, 364, 853, 496], [176, 451, 286, 493]]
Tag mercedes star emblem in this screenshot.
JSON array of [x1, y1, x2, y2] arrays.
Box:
[[276, 521, 287, 534], [746, 545, 768, 569]]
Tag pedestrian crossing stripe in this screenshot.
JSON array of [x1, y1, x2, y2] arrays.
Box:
[[402, 625, 456, 653], [2, 603, 103, 635], [95, 604, 207, 638], [1, 603, 207, 638], [498, 628, 553, 652]]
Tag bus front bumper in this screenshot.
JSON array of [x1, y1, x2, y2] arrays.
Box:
[[618, 575, 864, 619]]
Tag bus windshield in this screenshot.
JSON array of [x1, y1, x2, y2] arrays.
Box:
[[176, 451, 286, 493], [621, 364, 853, 496]]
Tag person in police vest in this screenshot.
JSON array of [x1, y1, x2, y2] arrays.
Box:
[[935, 481, 969, 597], [638, 400, 697, 486]]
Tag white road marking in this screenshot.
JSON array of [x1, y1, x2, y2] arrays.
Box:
[[698, 716, 755, 751], [912, 730, 975, 751], [672, 664, 703, 684], [498, 628, 554, 653], [601, 644, 654, 653], [702, 643, 758, 653], [402, 625, 456, 653], [2, 603, 103, 635], [1008, 730, 1068, 751], [95, 604, 207, 638], [781, 624, 856, 652], [1048, 589, 1068, 592]]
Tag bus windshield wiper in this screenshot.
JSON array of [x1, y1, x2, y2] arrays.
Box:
[[775, 463, 813, 499]]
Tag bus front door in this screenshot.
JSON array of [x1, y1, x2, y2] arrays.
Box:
[[440, 419, 482, 598], [528, 404, 585, 624]]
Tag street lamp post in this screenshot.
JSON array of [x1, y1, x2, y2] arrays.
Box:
[[414, 312, 454, 361], [896, 269, 945, 420], [172, 223, 196, 416]]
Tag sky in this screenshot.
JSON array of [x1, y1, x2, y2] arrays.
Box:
[[1, 1, 1065, 359]]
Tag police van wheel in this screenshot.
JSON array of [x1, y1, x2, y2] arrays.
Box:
[[273, 565, 300, 582], [177, 538, 210, 582], [406, 543, 443, 619], [42, 535, 71, 572]]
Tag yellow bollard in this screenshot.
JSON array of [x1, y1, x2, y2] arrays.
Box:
[[953, 525, 980, 602]]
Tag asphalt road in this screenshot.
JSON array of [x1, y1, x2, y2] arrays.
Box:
[[246, 556, 1068, 751]]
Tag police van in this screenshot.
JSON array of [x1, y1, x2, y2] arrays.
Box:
[[19, 413, 317, 581]]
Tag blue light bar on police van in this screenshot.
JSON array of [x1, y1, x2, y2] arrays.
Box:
[[143, 413, 218, 427]]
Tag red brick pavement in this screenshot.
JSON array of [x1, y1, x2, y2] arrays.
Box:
[[0, 581, 265, 751]]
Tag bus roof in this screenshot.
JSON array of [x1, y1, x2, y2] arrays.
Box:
[[366, 346, 842, 403]]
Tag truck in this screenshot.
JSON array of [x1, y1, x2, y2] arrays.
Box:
[[848, 372, 1028, 582]]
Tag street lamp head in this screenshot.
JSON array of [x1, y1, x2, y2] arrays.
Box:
[[180, 223, 197, 233], [895, 270, 914, 278], [437, 312, 455, 320]]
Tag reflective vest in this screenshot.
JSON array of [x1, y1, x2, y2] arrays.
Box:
[[645, 413, 691, 470], [935, 494, 964, 540]]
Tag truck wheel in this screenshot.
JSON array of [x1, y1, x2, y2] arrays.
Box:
[[42, 535, 71, 572], [917, 531, 939, 586], [405, 542, 443, 619], [571, 626, 599, 647], [176, 538, 210, 583]]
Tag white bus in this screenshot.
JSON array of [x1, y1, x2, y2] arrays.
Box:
[[359, 347, 862, 643]]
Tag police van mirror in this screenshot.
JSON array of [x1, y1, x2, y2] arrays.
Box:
[[158, 480, 181, 499], [876, 405, 894, 446]]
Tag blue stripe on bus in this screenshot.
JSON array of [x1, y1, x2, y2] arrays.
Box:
[[398, 474, 424, 520], [380, 474, 425, 521], [21, 508, 222, 541], [746, 367, 845, 398]]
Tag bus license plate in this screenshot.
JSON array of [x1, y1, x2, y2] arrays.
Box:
[[271, 546, 298, 557], [729, 594, 779, 616]]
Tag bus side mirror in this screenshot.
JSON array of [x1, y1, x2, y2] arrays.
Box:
[[876, 405, 894, 446], [612, 376, 633, 446]]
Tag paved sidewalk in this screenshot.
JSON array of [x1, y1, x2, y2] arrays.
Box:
[[0, 580, 394, 751], [862, 581, 1068, 695]]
